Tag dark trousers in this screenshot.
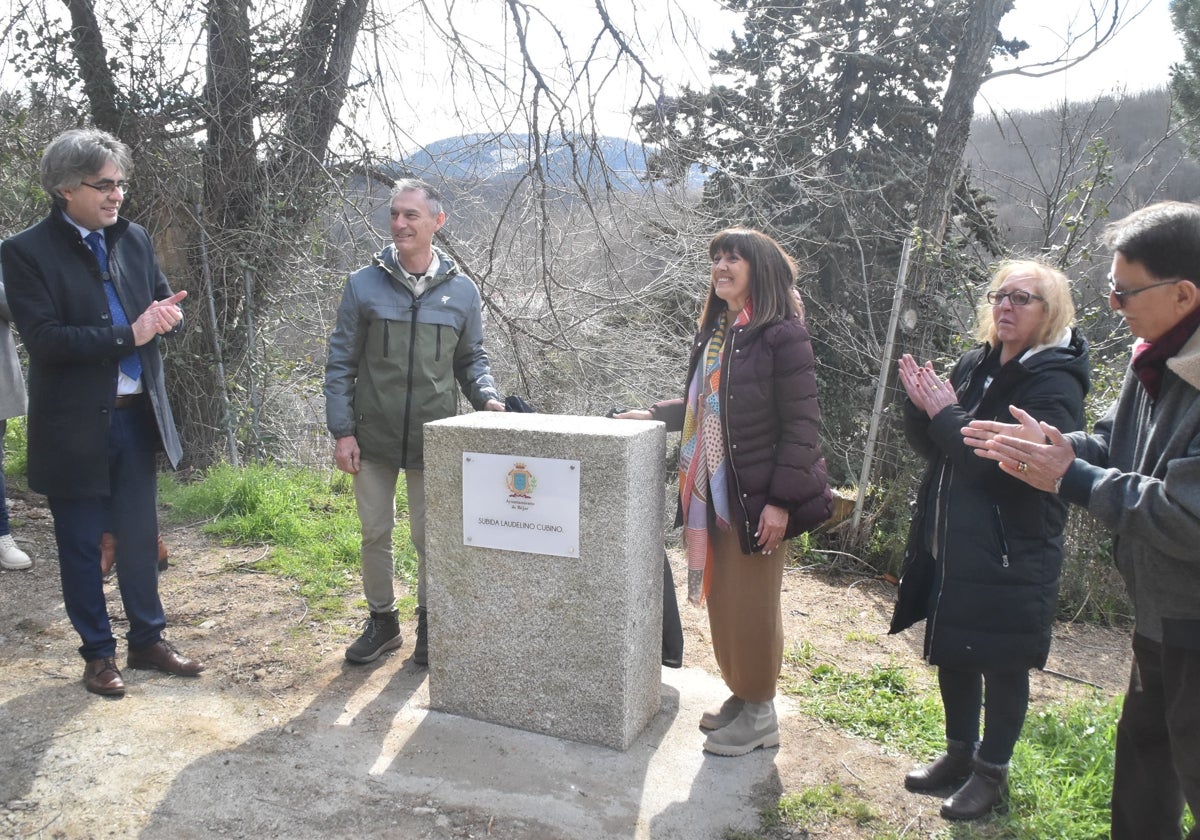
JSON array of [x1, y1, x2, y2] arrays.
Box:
[[938, 665, 1030, 765], [1112, 633, 1200, 840], [49, 402, 165, 661]]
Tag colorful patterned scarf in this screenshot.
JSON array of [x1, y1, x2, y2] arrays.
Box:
[[678, 301, 752, 605]]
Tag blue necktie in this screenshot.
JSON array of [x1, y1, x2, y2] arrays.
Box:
[[86, 232, 142, 382]]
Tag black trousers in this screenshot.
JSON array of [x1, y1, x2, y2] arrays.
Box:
[[1112, 633, 1200, 840], [938, 665, 1030, 765], [662, 553, 683, 668]]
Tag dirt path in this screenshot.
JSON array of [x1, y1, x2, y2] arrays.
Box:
[[0, 491, 1133, 839]]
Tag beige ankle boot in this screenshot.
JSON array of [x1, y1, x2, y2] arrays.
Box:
[[702, 700, 779, 756], [699, 694, 744, 731]]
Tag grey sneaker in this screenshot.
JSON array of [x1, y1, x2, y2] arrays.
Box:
[[345, 610, 403, 663], [699, 694, 744, 731]]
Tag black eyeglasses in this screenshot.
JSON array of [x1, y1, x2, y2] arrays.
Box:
[[986, 289, 1044, 306], [1107, 273, 1182, 309], [80, 179, 131, 196]]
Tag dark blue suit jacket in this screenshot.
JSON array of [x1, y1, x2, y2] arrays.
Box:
[[0, 211, 182, 498]]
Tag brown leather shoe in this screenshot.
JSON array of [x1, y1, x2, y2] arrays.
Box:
[[127, 640, 205, 676], [84, 657, 126, 696], [99, 532, 116, 578]]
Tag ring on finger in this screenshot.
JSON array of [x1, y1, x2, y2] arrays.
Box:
[[1018, 461, 1028, 473]]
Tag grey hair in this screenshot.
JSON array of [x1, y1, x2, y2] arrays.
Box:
[[391, 178, 444, 216], [41, 128, 133, 208]]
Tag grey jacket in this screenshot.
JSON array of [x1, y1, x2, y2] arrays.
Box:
[[324, 244, 499, 469], [1061, 325, 1200, 647], [0, 254, 28, 422]]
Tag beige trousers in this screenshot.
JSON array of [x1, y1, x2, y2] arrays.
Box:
[[354, 461, 426, 614], [706, 525, 786, 703]]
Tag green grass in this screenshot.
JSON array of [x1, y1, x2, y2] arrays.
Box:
[[845, 629, 879, 643], [782, 659, 946, 757], [3, 416, 27, 481], [158, 462, 417, 619], [770, 783, 879, 828]]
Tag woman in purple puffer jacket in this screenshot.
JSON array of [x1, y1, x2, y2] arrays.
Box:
[[617, 228, 832, 756]]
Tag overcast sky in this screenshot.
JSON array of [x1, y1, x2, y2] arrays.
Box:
[[0, 1, 1182, 152], [978, 0, 1182, 113], [381, 0, 1184, 152]]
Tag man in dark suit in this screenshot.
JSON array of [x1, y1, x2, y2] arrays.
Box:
[[1, 128, 203, 697]]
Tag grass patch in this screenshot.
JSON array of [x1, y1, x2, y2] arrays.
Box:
[[783, 660, 945, 757], [3, 416, 27, 481], [768, 783, 879, 829], [845, 629, 878, 643], [159, 462, 417, 619]]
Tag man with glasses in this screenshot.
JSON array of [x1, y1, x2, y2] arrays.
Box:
[[966, 201, 1200, 839], [0, 128, 203, 697]]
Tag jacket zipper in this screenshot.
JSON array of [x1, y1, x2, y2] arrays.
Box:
[[399, 299, 420, 466], [719, 325, 757, 550], [435, 324, 442, 361], [926, 460, 951, 646], [994, 506, 1010, 567]]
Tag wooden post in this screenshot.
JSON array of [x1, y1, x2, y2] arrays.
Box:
[[851, 236, 912, 532]]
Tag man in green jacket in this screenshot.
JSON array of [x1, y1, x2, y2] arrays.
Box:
[[325, 179, 504, 666]]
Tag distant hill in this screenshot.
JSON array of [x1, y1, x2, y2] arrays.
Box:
[[397, 133, 704, 191], [965, 87, 1200, 252]]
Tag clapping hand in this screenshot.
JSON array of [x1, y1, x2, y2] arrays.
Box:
[[963, 405, 1073, 492], [898, 354, 955, 419]]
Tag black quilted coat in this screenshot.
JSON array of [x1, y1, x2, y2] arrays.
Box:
[[888, 330, 1090, 670]]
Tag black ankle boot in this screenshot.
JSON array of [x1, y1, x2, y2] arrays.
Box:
[[905, 739, 975, 792], [941, 757, 1008, 820]]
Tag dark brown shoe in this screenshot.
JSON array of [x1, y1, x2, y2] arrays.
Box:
[[84, 657, 126, 696], [127, 641, 205, 676], [905, 739, 975, 792], [99, 532, 116, 578], [941, 758, 1009, 820]]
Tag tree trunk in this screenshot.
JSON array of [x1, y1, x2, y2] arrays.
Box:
[[913, 0, 1015, 285], [62, 0, 128, 143]]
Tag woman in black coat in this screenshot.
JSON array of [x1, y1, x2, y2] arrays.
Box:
[[889, 260, 1089, 820], [618, 228, 832, 757]]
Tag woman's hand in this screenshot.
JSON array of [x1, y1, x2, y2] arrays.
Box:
[[613, 409, 653, 421], [897, 354, 929, 412], [756, 504, 788, 555], [898, 354, 955, 419]]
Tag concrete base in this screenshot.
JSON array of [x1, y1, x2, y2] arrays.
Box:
[[423, 412, 665, 750]]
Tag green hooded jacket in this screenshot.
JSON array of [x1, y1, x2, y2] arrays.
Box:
[[324, 245, 499, 469]]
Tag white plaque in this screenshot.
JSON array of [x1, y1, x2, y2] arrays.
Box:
[[462, 452, 581, 557]]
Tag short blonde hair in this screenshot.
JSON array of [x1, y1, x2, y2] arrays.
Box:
[[974, 260, 1075, 348]]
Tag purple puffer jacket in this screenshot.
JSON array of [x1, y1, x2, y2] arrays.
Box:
[[652, 314, 832, 554]]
